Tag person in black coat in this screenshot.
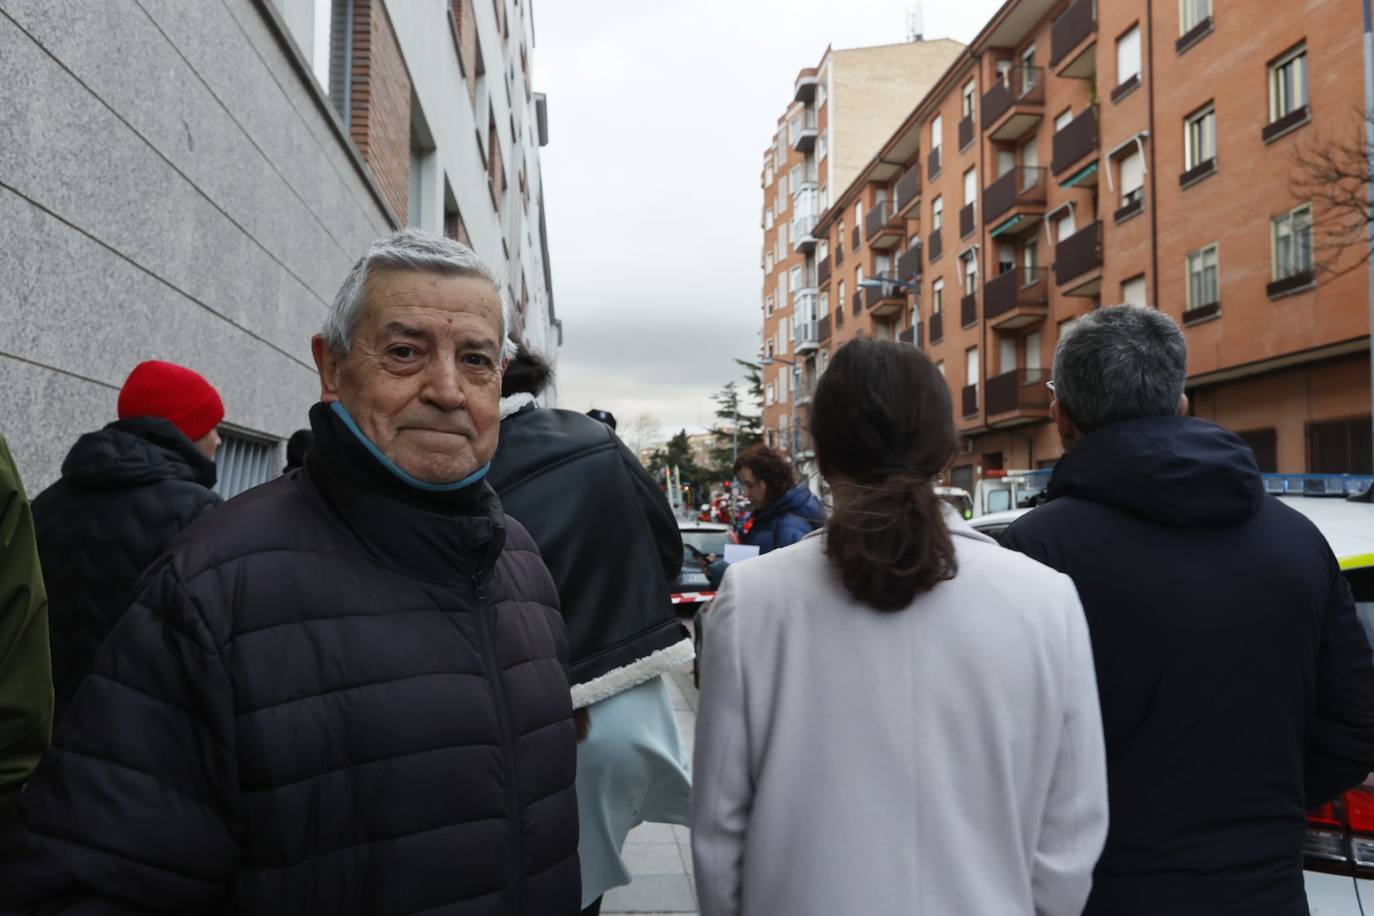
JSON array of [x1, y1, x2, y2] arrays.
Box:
[[0, 230, 580, 914], [1000, 304, 1374, 916], [488, 345, 692, 915], [32, 359, 224, 722]]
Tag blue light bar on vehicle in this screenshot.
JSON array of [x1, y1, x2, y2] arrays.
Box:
[[1262, 474, 1374, 497]]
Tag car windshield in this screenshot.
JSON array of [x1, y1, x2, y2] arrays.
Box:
[[986, 488, 1012, 514], [681, 530, 729, 560]]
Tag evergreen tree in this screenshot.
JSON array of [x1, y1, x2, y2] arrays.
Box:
[[706, 360, 764, 480]]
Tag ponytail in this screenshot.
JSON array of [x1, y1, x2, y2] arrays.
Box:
[[825, 471, 957, 611]]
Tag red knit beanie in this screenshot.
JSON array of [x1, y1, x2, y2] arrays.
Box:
[[117, 361, 225, 442]]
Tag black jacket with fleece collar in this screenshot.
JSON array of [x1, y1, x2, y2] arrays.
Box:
[[1001, 416, 1374, 916], [487, 402, 691, 708]]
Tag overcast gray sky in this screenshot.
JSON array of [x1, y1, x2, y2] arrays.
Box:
[[537, 0, 1004, 440]]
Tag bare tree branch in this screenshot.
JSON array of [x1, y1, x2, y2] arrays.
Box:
[[1289, 104, 1374, 280]]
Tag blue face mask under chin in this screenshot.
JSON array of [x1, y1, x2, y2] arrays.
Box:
[[328, 401, 491, 492]]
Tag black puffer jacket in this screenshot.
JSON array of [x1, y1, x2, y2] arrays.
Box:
[[1002, 416, 1374, 916], [32, 417, 220, 721], [488, 405, 689, 706], [0, 404, 580, 915]]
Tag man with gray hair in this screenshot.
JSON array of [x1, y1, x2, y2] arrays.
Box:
[[0, 229, 581, 914], [1002, 304, 1374, 916]]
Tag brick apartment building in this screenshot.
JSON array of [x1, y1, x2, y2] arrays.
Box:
[[0, 0, 558, 495], [792, 0, 1372, 493], [758, 40, 964, 486]]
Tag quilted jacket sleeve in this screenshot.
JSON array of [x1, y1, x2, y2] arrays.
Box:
[[0, 561, 242, 913], [0, 434, 52, 822]]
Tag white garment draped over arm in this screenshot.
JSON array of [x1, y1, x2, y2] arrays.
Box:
[[1033, 574, 1110, 916], [691, 571, 751, 916]]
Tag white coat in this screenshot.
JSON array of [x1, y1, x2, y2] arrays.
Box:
[[691, 507, 1108, 916]]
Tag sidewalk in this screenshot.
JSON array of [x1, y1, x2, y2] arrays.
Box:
[[601, 664, 700, 916]]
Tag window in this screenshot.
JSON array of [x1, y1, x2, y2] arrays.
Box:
[[1021, 46, 1037, 90], [765, 251, 774, 273], [819, 292, 829, 317], [1272, 203, 1313, 281], [1055, 108, 1073, 132], [1116, 25, 1141, 86], [1269, 44, 1308, 122], [817, 133, 828, 161], [765, 294, 774, 316], [837, 280, 846, 318], [932, 195, 944, 230], [1000, 337, 1017, 373], [1186, 244, 1219, 308], [962, 251, 978, 294], [962, 79, 976, 118], [997, 148, 1016, 177], [965, 347, 980, 387], [780, 221, 789, 249], [1021, 137, 1039, 177], [1054, 208, 1076, 241], [1025, 331, 1043, 371], [936, 360, 946, 378], [1307, 416, 1373, 474], [1122, 274, 1148, 307], [931, 114, 943, 151], [790, 265, 803, 296], [1185, 104, 1216, 169], [1118, 148, 1144, 209], [790, 164, 803, 191], [963, 167, 977, 206], [837, 220, 845, 249], [1180, 0, 1212, 34], [1024, 238, 1039, 271], [214, 430, 277, 499], [854, 201, 863, 226], [932, 277, 944, 313]]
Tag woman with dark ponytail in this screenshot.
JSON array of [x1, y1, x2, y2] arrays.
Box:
[[691, 338, 1109, 916]]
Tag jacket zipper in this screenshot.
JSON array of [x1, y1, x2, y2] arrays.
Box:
[[474, 570, 523, 913]]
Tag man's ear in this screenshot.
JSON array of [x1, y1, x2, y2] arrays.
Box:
[[1051, 400, 1080, 451], [312, 336, 343, 403], [1177, 393, 1190, 417]]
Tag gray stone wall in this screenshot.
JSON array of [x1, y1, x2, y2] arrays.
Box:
[[0, 0, 394, 491]]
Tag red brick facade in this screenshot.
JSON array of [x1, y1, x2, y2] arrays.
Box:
[[349, 0, 411, 222]]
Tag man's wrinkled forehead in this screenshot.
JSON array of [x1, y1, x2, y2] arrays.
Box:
[[362, 268, 503, 330]]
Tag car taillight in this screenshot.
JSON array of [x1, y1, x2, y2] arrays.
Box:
[[1306, 783, 1374, 875]]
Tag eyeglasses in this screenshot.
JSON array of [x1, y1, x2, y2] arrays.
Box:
[[1045, 379, 1056, 394]]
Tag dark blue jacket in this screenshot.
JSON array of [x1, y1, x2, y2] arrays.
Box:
[[1002, 416, 1374, 916], [744, 484, 824, 554]]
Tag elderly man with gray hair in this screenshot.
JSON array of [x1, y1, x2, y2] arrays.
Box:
[[1002, 304, 1374, 916], [0, 229, 581, 914]]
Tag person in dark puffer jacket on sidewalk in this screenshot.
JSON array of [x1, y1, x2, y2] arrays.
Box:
[[32, 359, 224, 722], [0, 230, 580, 914], [1001, 305, 1374, 916]]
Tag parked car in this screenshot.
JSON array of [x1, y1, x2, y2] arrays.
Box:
[[974, 478, 1374, 913], [672, 521, 733, 617]]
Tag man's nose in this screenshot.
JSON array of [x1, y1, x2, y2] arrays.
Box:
[[420, 357, 466, 410]]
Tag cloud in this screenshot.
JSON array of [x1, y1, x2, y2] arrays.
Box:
[[535, 0, 1005, 442]]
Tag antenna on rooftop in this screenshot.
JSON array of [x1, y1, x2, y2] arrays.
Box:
[[907, 3, 925, 42]]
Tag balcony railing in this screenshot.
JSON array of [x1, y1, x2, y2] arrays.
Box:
[[818, 256, 832, 286], [795, 318, 820, 353], [928, 145, 942, 180], [959, 202, 976, 239], [852, 290, 863, 315], [864, 281, 905, 317], [982, 66, 1044, 137], [1051, 0, 1096, 70], [898, 324, 921, 347], [895, 164, 922, 214], [794, 68, 819, 103], [929, 226, 943, 261], [789, 108, 818, 152], [930, 310, 944, 342], [983, 166, 1048, 226], [960, 290, 978, 327], [985, 267, 1049, 325], [962, 383, 979, 419], [835, 244, 844, 267], [851, 225, 860, 250], [866, 200, 903, 248], [986, 368, 1051, 420], [1052, 106, 1097, 176], [1054, 220, 1103, 287], [958, 113, 975, 150], [791, 211, 818, 249], [896, 241, 923, 281], [817, 314, 831, 343]]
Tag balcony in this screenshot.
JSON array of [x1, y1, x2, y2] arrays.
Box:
[[930, 310, 944, 343], [835, 244, 844, 268], [896, 240, 923, 282], [852, 290, 862, 315], [985, 368, 1051, 427], [1054, 220, 1103, 295], [959, 202, 976, 239], [791, 210, 818, 252], [817, 314, 831, 343], [794, 67, 819, 104], [789, 108, 818, 153], [895, 163, 923, 215], [864, 281, 905, 317], [985, 267, 1049, 329], [866, 200, 903, 249], [958, 113, 975, 150], [795, 320, 820, 355], [983, 166, 1048, 231], [928, 226, 944, 262], [960, 290, 978, 328], [1050, 0, 1096, 79], [1052, 107, 1098, 178], [928, 145, 942, 180], [818, 255, 832, 287], [962, 383, 979, 419], [981, 66, 1044, 142], [898, 324, 921, 347], [851, 224, 861, 250], [795, 374, 816, 407]]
